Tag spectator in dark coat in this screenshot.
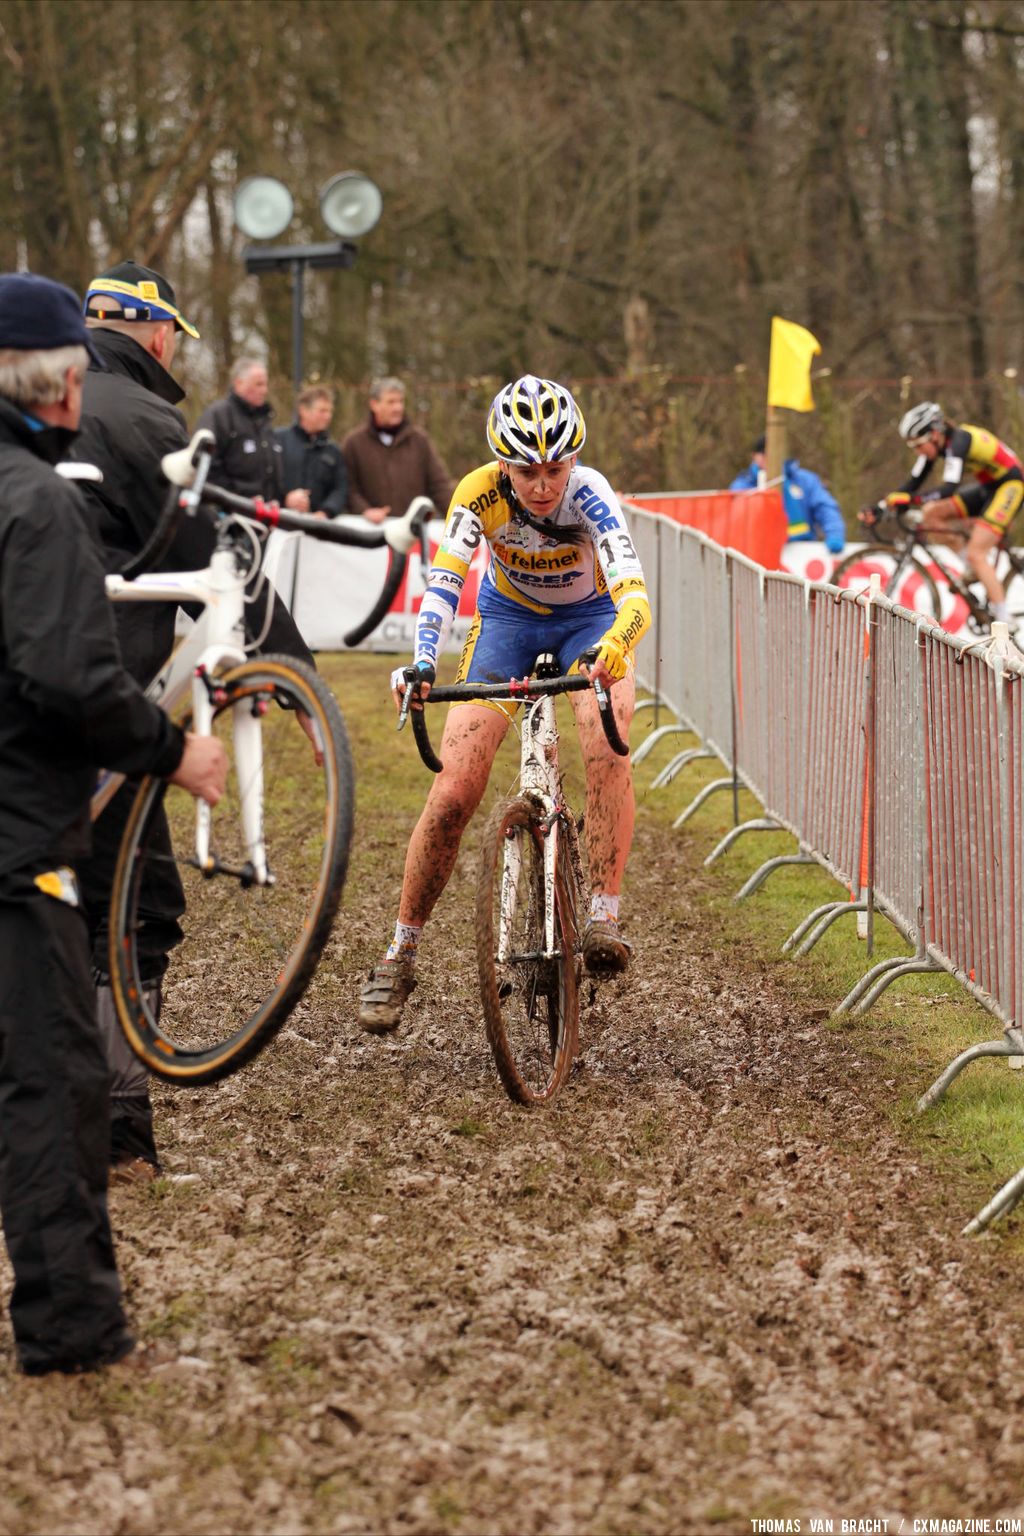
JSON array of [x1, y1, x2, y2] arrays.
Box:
[[276, 385, 348, 517], [198, 358, 313, 506], [342, 375, 454, 524], [0, 272, 225, 1375]]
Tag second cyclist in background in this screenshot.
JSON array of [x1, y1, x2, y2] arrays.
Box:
[[874, 401, 1024, 626], [358, 375, 651, 1034]]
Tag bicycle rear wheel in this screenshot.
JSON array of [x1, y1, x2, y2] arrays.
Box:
[[831, 544, 941, 618], [109, 655, 354, 1085], [476, 795, 580, 1105]]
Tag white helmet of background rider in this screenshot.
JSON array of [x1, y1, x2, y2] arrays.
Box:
[[486, 375, 586, 465], [898, 401, 945, 445]]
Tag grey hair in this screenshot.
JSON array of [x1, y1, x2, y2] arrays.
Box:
[[0, 345, 88, 408], [370, 375, 404, 399], [231, 355, 266, 385]]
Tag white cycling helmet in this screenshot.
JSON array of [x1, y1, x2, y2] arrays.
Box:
[[898, 401, 945, 444], [486, 374, 586, 465]]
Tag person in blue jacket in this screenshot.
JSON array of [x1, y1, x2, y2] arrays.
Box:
[[730, 435, 846, 553]]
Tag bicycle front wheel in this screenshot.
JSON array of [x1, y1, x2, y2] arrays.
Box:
[[831, 544, 942, 618], [109, 655, 354, 1085], [476, 795, 580, 1105]]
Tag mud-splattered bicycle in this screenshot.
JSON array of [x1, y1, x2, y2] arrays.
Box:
[[401, 657, 628, 1105]]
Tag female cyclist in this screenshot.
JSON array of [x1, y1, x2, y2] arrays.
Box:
[[358, 375, 652, 1033]]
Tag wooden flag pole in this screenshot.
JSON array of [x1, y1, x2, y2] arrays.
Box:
[[764, 403, 786, 483]]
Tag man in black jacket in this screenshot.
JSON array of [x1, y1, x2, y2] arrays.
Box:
[[198, 357, 313, 505], [75, 261, 317, 1180], [0, 272, 226, 1374], [277, 385, 348, 517]]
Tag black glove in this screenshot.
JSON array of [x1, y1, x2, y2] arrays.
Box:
[[404, 661, 436, 689]]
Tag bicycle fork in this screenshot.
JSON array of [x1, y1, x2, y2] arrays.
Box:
[[191, 671, 271, 886], [497, 819, 560, 961]]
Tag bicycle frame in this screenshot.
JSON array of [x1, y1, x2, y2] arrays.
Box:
[[501, 694, 569, 963], [870, 514, 1024, 630], [93, 539, 271, 883]]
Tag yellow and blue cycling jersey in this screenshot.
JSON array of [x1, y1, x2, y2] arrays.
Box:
[[413, 462, 651, 678]]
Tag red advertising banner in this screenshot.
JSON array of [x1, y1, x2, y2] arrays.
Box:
[[623, 488, 789, 570]]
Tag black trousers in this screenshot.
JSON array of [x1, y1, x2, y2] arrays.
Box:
[[0, 876, 132, 1373], [80, 779, 185, 1168]]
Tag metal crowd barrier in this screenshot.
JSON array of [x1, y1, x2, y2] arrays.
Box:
[[624, 507, 1024, 1233]]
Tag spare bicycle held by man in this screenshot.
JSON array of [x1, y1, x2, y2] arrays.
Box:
[[93, 429, 430, 1089], [357, 374, 653, 1071]]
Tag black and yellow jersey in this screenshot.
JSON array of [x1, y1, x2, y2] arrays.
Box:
[[902, 423, 1023, 498]]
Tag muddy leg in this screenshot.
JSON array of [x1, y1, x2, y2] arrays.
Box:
[[398, 704, 509, 926], [570, 670, 636, 896]]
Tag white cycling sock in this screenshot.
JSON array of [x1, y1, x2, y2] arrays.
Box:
[[992, 601, 1010, 622], [589, 892, 620, 924], [386, 922, 422, 963]]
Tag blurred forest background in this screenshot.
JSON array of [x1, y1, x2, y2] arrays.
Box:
[[3, 0, 1024, 513]]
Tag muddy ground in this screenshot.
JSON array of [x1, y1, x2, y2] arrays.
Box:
[[2, 657, 1023, 1536]]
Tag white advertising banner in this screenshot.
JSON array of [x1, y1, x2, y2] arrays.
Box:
[[264, 517, 489, 655]]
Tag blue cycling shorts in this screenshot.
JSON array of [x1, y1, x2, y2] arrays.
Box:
[[454, 589, 618, 715]]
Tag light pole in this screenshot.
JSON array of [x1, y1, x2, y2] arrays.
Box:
[[233, 172, 383, 396]]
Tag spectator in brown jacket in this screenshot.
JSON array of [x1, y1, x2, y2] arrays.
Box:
[[342, 376, 454, 524]]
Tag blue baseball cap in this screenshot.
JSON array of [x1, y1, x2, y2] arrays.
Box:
[[0, 272, 104, 365], [85, 260, 200, 339]]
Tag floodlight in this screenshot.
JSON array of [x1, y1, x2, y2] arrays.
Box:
[[319, 173, 383, 239], [234, 176, 294, 241]]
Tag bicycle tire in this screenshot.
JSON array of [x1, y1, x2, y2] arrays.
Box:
[[109, 655, 354, 1085], [831, 544, 942, 618], [476, 794, 580, 1105]]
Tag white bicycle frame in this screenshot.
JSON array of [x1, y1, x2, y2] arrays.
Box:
[[499, 694, 569, 964], [91, 541, 279, 884]]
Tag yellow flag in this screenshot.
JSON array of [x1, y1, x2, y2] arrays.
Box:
[[767, 316, 821, 412]]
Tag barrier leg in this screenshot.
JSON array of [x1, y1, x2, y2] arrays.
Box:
[[673, 776, 736, 829], [731, 852, 814, 901], [792, 901, 869, 957], [653, 747, 711, 789], [917, 1027, 1024, 1112], [632, 722, 689, 767], [704, 818, 780, 867], [783, 899, 862, 954], [833, 954, 939, 1016], [962, 1165, 1024, 1236]]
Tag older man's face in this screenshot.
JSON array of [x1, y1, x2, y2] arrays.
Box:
[[235, 365, 269, 407], [370, 389, 404, 430]]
